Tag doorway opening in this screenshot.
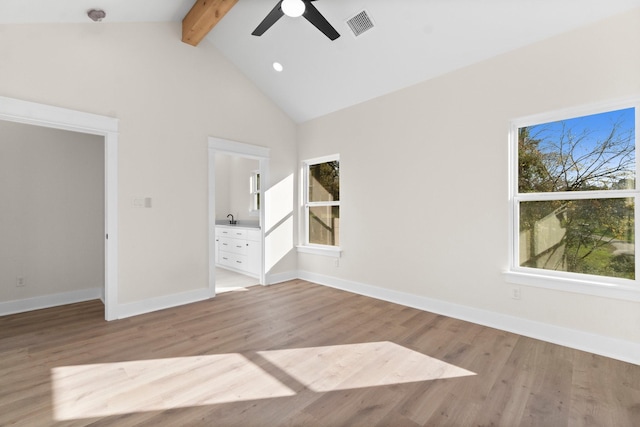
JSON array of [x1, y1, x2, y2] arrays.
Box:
[[0, 97, 118, 320], [208, 137, 269, 296]]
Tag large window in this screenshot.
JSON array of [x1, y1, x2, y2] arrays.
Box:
[[303, 155, 340, 248], [509, 100, 638, 297]]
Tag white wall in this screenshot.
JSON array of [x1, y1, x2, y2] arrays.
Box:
[[215, 153, 259, 222], [0, 22, 297, 307], [3, 11, 637, 358], [297, 10, 640, 344], [0, 121, 104, 301]]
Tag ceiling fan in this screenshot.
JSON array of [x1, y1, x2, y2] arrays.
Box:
[[252, 0, 340, 41]]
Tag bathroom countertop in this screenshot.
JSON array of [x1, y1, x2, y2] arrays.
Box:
[[215, 220, 260, 229]]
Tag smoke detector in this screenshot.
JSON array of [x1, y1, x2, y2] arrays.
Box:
[[87, 9, 106, 22]]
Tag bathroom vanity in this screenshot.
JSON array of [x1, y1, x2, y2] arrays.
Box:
[[215, 224, 261, 278]]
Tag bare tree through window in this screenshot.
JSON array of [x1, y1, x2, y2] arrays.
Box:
[[517, 107, 635, 279]]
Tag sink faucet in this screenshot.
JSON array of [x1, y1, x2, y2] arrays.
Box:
[[227, 214, 237, 225]]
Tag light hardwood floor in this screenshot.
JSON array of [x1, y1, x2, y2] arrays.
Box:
[[1, 279, 639, 426]]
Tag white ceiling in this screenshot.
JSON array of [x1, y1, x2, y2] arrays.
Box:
[[2, 0, 640, 123]]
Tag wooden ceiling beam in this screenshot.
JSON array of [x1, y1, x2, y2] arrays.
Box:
[[182, 0, 239, 47]]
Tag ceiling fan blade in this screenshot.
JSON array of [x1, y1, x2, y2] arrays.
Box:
[[252, 1, 284, 36], [302, 0, 340, 40]]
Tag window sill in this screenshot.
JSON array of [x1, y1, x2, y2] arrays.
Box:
[[297, 245, 342, 258], [504, 270, 640, 302]]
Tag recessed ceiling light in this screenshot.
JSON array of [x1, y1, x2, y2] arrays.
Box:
[[272, 62, 284, 72]]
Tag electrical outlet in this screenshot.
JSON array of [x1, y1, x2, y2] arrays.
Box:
[[511, 286, 521, 300], [16, 277, 25, 287], [334, 258, 339, 267]]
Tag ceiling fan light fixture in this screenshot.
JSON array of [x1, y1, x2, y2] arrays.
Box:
[[281, 0, 305, 18], [252, 0, 339, 40]]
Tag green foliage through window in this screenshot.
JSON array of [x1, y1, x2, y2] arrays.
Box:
[[305, 157, 340, 246], [516, 107, 636, 280], [309, 161, 339, 202]]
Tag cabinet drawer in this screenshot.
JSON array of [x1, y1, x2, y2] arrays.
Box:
[[217, 228, 247, 239], [219, 237, 248, 255], [218, 252, 248, 269]]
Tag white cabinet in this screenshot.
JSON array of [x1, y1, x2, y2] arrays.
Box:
[[215, 226, 261, 277]]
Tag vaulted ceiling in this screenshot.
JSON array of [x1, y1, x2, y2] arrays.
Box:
[[3, 0, 640, 123]]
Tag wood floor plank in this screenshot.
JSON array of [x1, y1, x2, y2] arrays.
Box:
[[1, 280, 639, 426]]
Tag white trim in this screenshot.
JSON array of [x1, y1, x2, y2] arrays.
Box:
[[303, 153, 340, 166], [0, 97, 118, 134], [209, 137, 270, 158], [266, 270, 299, 285], [297, 270, 640, 365], [117, 288, 211, 319], [516, 189, 635, 201], [297, 245, 342, 258], [208, 137, 270, 296], [0, 288, 102, 316], [208, 146, 217, 298], [0, 96, 119, 321], [504, 270, 640, 302]]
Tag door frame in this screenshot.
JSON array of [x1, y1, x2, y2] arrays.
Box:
[[208, 137, 270, 295], [0, 96, 119, 320]]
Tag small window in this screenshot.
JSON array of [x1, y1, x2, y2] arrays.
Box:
[[303, 155, 340, 247], [250, 170, 260, 213], [509, 100, 637, 296]]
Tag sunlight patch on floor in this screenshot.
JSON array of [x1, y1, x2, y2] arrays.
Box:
[[258, 341, 476, 392], [51, 354, 296, 420], [51, 342, 475, 420]]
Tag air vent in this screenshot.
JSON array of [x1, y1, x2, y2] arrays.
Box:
[[346, 10, 374, 37]]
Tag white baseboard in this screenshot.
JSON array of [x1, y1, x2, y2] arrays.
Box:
[[266, 270, 299, 285], [115, 271, 298, 318], [0, 288, 102, 316], [117, 288, 212, 319], [298, 270, 640, 365]]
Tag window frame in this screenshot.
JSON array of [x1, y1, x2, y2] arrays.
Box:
[[249, 169, 260, 215], [299, 154, 341, 257], [506, 98, 640, 302]]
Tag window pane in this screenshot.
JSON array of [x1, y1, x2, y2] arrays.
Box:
[[309, 206, 340, 246], [519, 198, 634, 279], [309, 161, 339, 202], [518, 108, 635, 193]]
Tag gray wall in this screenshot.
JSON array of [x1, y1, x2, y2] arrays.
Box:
[[215, 153, 259, 222], [0, 121, 104, 302]]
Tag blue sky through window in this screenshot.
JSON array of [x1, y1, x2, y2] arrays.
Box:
[[522, 107, 636, 190]]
